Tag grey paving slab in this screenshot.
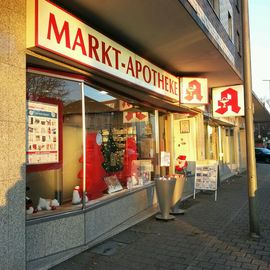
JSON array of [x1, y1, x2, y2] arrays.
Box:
[[50, 163, 270, 270]]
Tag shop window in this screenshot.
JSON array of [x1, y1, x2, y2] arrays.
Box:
[[26, 72, 83, 218], [159, 113, 171, 177], [26, 72, 157, 219], [228, 12, 233, 40], [223, 127, 235, 164], [236, 30, 241, 55], [204, 124, 218, 160], [208, 0, 220, 17], [82, 84, 156, 198], [236, 0, 240, 13]]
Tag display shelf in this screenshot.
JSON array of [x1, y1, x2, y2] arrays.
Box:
[[26, 182, 155, 222], [101, 128, 137, 149]]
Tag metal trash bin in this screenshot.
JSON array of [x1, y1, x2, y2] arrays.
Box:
[[155, 177, 176, 220], [170, 174, 186, 215]]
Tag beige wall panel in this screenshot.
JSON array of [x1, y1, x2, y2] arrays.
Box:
[[0, 1, 26, 269]]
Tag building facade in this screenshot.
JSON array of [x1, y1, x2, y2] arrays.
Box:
[[0, 1, 246, 269]]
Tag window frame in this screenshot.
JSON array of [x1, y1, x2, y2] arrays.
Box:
[[208, 0, 220, 18], [228, 11, 233, 40], [236, 30, 241, 55]]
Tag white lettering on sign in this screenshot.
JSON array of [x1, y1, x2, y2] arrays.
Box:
[[27, 0, 179, 101]]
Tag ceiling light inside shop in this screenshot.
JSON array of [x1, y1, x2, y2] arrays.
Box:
[[100, 91, 108, 95]]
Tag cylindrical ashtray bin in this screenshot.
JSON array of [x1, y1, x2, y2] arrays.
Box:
[[155, 177, 176, 220], [170, 174, 186, 215]]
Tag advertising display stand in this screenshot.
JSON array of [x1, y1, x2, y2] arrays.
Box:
[[155, 177, 176, 221], [194, 160, 218, 201]]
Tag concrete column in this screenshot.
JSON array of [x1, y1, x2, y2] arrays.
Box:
[[0, 0, 26, 269]]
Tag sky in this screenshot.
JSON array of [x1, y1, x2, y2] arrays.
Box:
[[249, 0, 270, 102]]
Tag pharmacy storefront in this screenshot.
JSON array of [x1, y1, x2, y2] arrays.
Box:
[[25, 1, 200, 268]]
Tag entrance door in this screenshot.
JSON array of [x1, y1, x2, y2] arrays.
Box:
[[173, 117, 197, 163]]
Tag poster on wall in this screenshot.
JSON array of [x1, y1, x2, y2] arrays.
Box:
[[194, 161, 218, 201], [26, 100, 59, 165], [160, 152, 171, 167]]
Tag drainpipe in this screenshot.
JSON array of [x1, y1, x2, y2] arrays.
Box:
[[242, 0, 260, 237]]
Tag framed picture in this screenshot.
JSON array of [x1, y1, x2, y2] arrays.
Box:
[[180, 120, 190, 133]]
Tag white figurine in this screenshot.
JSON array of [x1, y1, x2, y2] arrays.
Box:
[[72, 186, 81, 205]]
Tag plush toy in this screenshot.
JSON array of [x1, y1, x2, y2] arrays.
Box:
[[26, 186, 34, 215], [37, 197, 60, 211], [175, 155, 188, 174], [51, 199, 60, 210], [72, 186, 81, 205], [26, 196, 34, 215], [77, 133, 107, 200], [72, 186, 89, 205]]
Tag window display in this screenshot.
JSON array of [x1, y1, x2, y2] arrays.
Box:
[[82, 84, 156, 197], [26, 71, 157, 219], [26, 72, 83, 218]]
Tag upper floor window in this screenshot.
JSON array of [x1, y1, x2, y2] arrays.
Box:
[[236, 30, 241, 55], [208, 0, 220, 17], [228, 12, 233, 40], [236, 0, 240, 13]]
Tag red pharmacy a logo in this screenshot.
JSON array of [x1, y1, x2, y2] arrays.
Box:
[[215, 88, 241, 115], [184, 80, 203, 101]]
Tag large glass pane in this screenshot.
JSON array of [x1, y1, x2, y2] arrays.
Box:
[[159, 113, 171, 177], [205, 124, 218, 160], [83, 84, 156, 201], [26, 72, 82, 218]]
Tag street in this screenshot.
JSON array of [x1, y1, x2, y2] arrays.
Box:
[[51, 163, 270, 270]]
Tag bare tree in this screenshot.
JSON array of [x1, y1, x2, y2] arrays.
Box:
[[27, 73, 70, 103]]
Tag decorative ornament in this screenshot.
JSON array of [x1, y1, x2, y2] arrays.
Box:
[[175, 155, 188, 174], [26, 186, 34, 215], [72, 186, 81, 205], [102, 129, 123, 173], [37, 197, 60, 211], [78, 133, 107, 200], [96, 132, 102, 146], [110, 152, 117, 166]]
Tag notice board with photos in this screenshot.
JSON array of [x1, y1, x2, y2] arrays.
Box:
[[194, 160, 218, 201], [26, 96, 63, 173]]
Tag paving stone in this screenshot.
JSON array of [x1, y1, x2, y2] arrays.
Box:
[[241, 263, 259, 270], [213, 264, 231, 270], [209, 257, 227, 264], [50, 164, 270, 270], [225, 260, 242, 267], [196, 261, 215, 269]]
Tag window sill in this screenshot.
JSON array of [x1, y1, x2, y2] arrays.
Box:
[[26, 181, 155, 225]]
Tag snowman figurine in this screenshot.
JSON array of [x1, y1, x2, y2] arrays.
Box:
[[72, 186, 81, 205]]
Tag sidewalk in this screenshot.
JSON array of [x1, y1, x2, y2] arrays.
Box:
[[51, 163, 270, 270]]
